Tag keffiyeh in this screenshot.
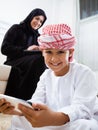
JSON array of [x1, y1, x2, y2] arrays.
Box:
[[38, 23, 76, 50]]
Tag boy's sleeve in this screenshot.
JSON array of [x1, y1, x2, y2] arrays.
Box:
[[58, 70, 97, 122]]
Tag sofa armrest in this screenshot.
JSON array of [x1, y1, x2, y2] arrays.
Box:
[[0, 65, 11, 81], [0, 81, 7, 94], [0, 64, 12, 94]]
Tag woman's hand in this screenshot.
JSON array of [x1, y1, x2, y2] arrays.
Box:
[[0, 98, 22, 115], [18, 103, 69, 127], [27, 45, 40, 51]]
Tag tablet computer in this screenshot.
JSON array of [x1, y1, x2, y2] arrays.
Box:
[[24, 50, 42, 55], [0, 94, 32, 112]]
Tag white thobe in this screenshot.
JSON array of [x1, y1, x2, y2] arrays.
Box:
[[8, 62, 98, 130]]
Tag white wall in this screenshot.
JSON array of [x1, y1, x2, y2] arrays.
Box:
[[77, 17, 98, 71], [0, 0, 76, 26], [0, 0, 76, 64]]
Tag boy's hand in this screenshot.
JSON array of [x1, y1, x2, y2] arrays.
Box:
[[0, 98, 22, 115], [18, 103, 69, 127]]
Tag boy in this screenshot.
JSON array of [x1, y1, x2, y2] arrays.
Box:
[[0, 23, 98, 130]]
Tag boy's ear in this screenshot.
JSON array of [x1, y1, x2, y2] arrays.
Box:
[[69, 49, 74, 62], [69, 49, 74, 56]]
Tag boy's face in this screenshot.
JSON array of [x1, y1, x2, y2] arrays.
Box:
[[42, 48, 74, 76]]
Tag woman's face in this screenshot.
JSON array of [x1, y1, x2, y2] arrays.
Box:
[[30, 15, 45, 30]]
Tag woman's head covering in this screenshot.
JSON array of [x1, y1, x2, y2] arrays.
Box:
[[20, 8, 47, 29], [38, 23, 76, 62]]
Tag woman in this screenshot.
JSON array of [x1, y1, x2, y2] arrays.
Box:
[[1, 8, 47, 100]]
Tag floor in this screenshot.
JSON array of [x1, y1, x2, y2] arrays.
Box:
[[0, 114, 12, 130]]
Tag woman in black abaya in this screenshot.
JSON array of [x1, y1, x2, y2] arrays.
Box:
[[1, 8, 47, 100]]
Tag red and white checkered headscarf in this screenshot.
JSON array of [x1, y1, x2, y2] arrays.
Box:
[[38, 23, 76, 51], [38, 24, 76, 62]]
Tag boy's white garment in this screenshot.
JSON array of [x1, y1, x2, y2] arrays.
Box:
[[8, 62, 98, 130], [8, 116, 98, 130]]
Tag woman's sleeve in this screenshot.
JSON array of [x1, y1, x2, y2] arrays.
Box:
[[1, 24, 26, 58], [58, 69, 97, 122]]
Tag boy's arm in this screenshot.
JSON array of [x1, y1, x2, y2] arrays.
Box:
[[18, 103, 70, 127]]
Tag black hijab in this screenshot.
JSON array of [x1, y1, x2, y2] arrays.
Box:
[[20, 8, 47, 45], [20, 8, 47, 31]]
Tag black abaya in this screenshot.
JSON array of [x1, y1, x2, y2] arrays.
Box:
[[1, 8, 47, 100], [4, 53, 46, 100]]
